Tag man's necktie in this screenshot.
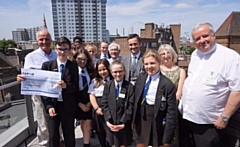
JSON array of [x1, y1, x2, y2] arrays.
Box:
[[60, 64, 64, 80], [104, 54, 107, 59], [115, 84, 120, 99], [141, 76, 152, 105], [132, 56, 137, 69], [81, 70, 87, 88], [104, 79, 108, 83]]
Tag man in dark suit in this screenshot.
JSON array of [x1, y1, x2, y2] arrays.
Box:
[[96, 40, 110, 59], [41, 37, 79, 147], [122, 34, 144, 85]]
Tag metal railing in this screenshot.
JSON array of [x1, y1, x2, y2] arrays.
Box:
[[0, 81, 36, 147]]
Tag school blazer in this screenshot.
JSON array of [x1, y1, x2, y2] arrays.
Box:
[[133, 71, 176, 144], [101, 80, 135, 125], [41, 59, 79, 116]]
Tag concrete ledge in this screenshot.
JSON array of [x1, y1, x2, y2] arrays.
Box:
[[0, 118, 30, 147], [0, 102, 11, 112]]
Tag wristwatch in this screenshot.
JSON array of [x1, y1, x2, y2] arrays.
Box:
[[221, 114, 229, 122]]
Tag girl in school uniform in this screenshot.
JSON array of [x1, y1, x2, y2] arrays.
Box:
[[101, 60, 134, 147], [133, 49, 176, 147], [88, 59, 113, 147], [74, 49, 95, 147]]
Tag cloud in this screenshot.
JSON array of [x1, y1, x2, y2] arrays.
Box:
[[107, 0, 158, 16], [174, 3, 193, 9], [1, 0, 240, 40], [159, 3, 171, 8]]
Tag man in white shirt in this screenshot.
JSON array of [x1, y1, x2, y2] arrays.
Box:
[[179, 22, 240, 147], [17, 29, 57, 146], [107, 42, 122, 64]]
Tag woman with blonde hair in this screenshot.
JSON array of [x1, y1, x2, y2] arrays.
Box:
[[158, 44, 186, 146], [158, 44, 186, 100]]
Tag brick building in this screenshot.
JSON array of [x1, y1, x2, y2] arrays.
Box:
[[115, 23, 181, 56], [215, 11, 240, 54]]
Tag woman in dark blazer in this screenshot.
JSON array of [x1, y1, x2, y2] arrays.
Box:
[[133, 49, 176, 147], [101, 59, 134, 147]]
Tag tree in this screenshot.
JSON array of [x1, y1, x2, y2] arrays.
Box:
[[180, 46, 195, 55], [5, 40, 17, 48], [0, 39, 7, 49], [0, 39, 17, 52]]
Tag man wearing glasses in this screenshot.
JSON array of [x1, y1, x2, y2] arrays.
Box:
[[41, 37, 79, 147]]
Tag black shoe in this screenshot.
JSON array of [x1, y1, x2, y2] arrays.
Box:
[[90, 129, 95, 138]]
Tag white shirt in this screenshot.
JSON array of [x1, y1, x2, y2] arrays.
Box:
[[93, 57, 99, 66], [88, 77, 110, 97], [24, 48, 57, 69], [107, 56, 122, 64], [78, 67, 91, 90], [100, 53, 109, 59], [146, 72, 160, 105], [114, 80, 123, 97], [131, 51, 141, 65], [179, 43, 240, 124]]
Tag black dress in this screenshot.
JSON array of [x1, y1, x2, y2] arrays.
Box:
[[77, 83, 92, 120]]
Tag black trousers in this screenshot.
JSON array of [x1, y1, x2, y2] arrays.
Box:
[[179, 118, 223, 147], [48, 102, 75, 147]]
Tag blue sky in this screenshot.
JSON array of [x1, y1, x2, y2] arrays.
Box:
[[0, 0, 240, 40]]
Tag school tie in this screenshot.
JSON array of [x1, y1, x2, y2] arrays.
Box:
[[104, 79, 108, 83], [60, 64, 64, 80], [81, 70, 87, 88], [104, 54, 107, 59], [132, 56, 137, 69], [115, 84, 120, 99], [141, 76, 152, 105]]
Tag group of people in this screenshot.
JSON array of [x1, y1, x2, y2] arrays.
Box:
[[17, 22, 240, 147]]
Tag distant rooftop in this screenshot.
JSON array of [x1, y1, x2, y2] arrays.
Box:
[[215, 11, 240, 37]]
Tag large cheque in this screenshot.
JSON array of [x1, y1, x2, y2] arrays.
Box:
[[21, 68, 61, 98]]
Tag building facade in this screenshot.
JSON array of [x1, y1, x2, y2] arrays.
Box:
[[12, 27, 41, 42], [115, 23, 181, 56], [215, 11, 240, 54], [51, 0, 107, 42]]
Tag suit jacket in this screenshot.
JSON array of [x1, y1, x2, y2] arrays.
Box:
[[101, 80, 134, 126], [41, 59, 79, 116], [122, 52, 144, 82], [133, 71, 176, 144]]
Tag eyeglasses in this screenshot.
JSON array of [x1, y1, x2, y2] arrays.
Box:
[[77, 57, 88, 62], [56, 48, 70, 53], [112, 70, 124, 74]]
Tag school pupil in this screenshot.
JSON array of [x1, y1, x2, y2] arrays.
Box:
[[88, 59, 113, 147], [133, 49, 176, 147], [74, 48, 95, 147], [101, 60, 134, 147]]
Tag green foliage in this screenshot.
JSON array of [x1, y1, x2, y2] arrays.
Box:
[[51, 44, 55, 50], [0, 39, 17, 52], [180, 46, 195, 55]]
